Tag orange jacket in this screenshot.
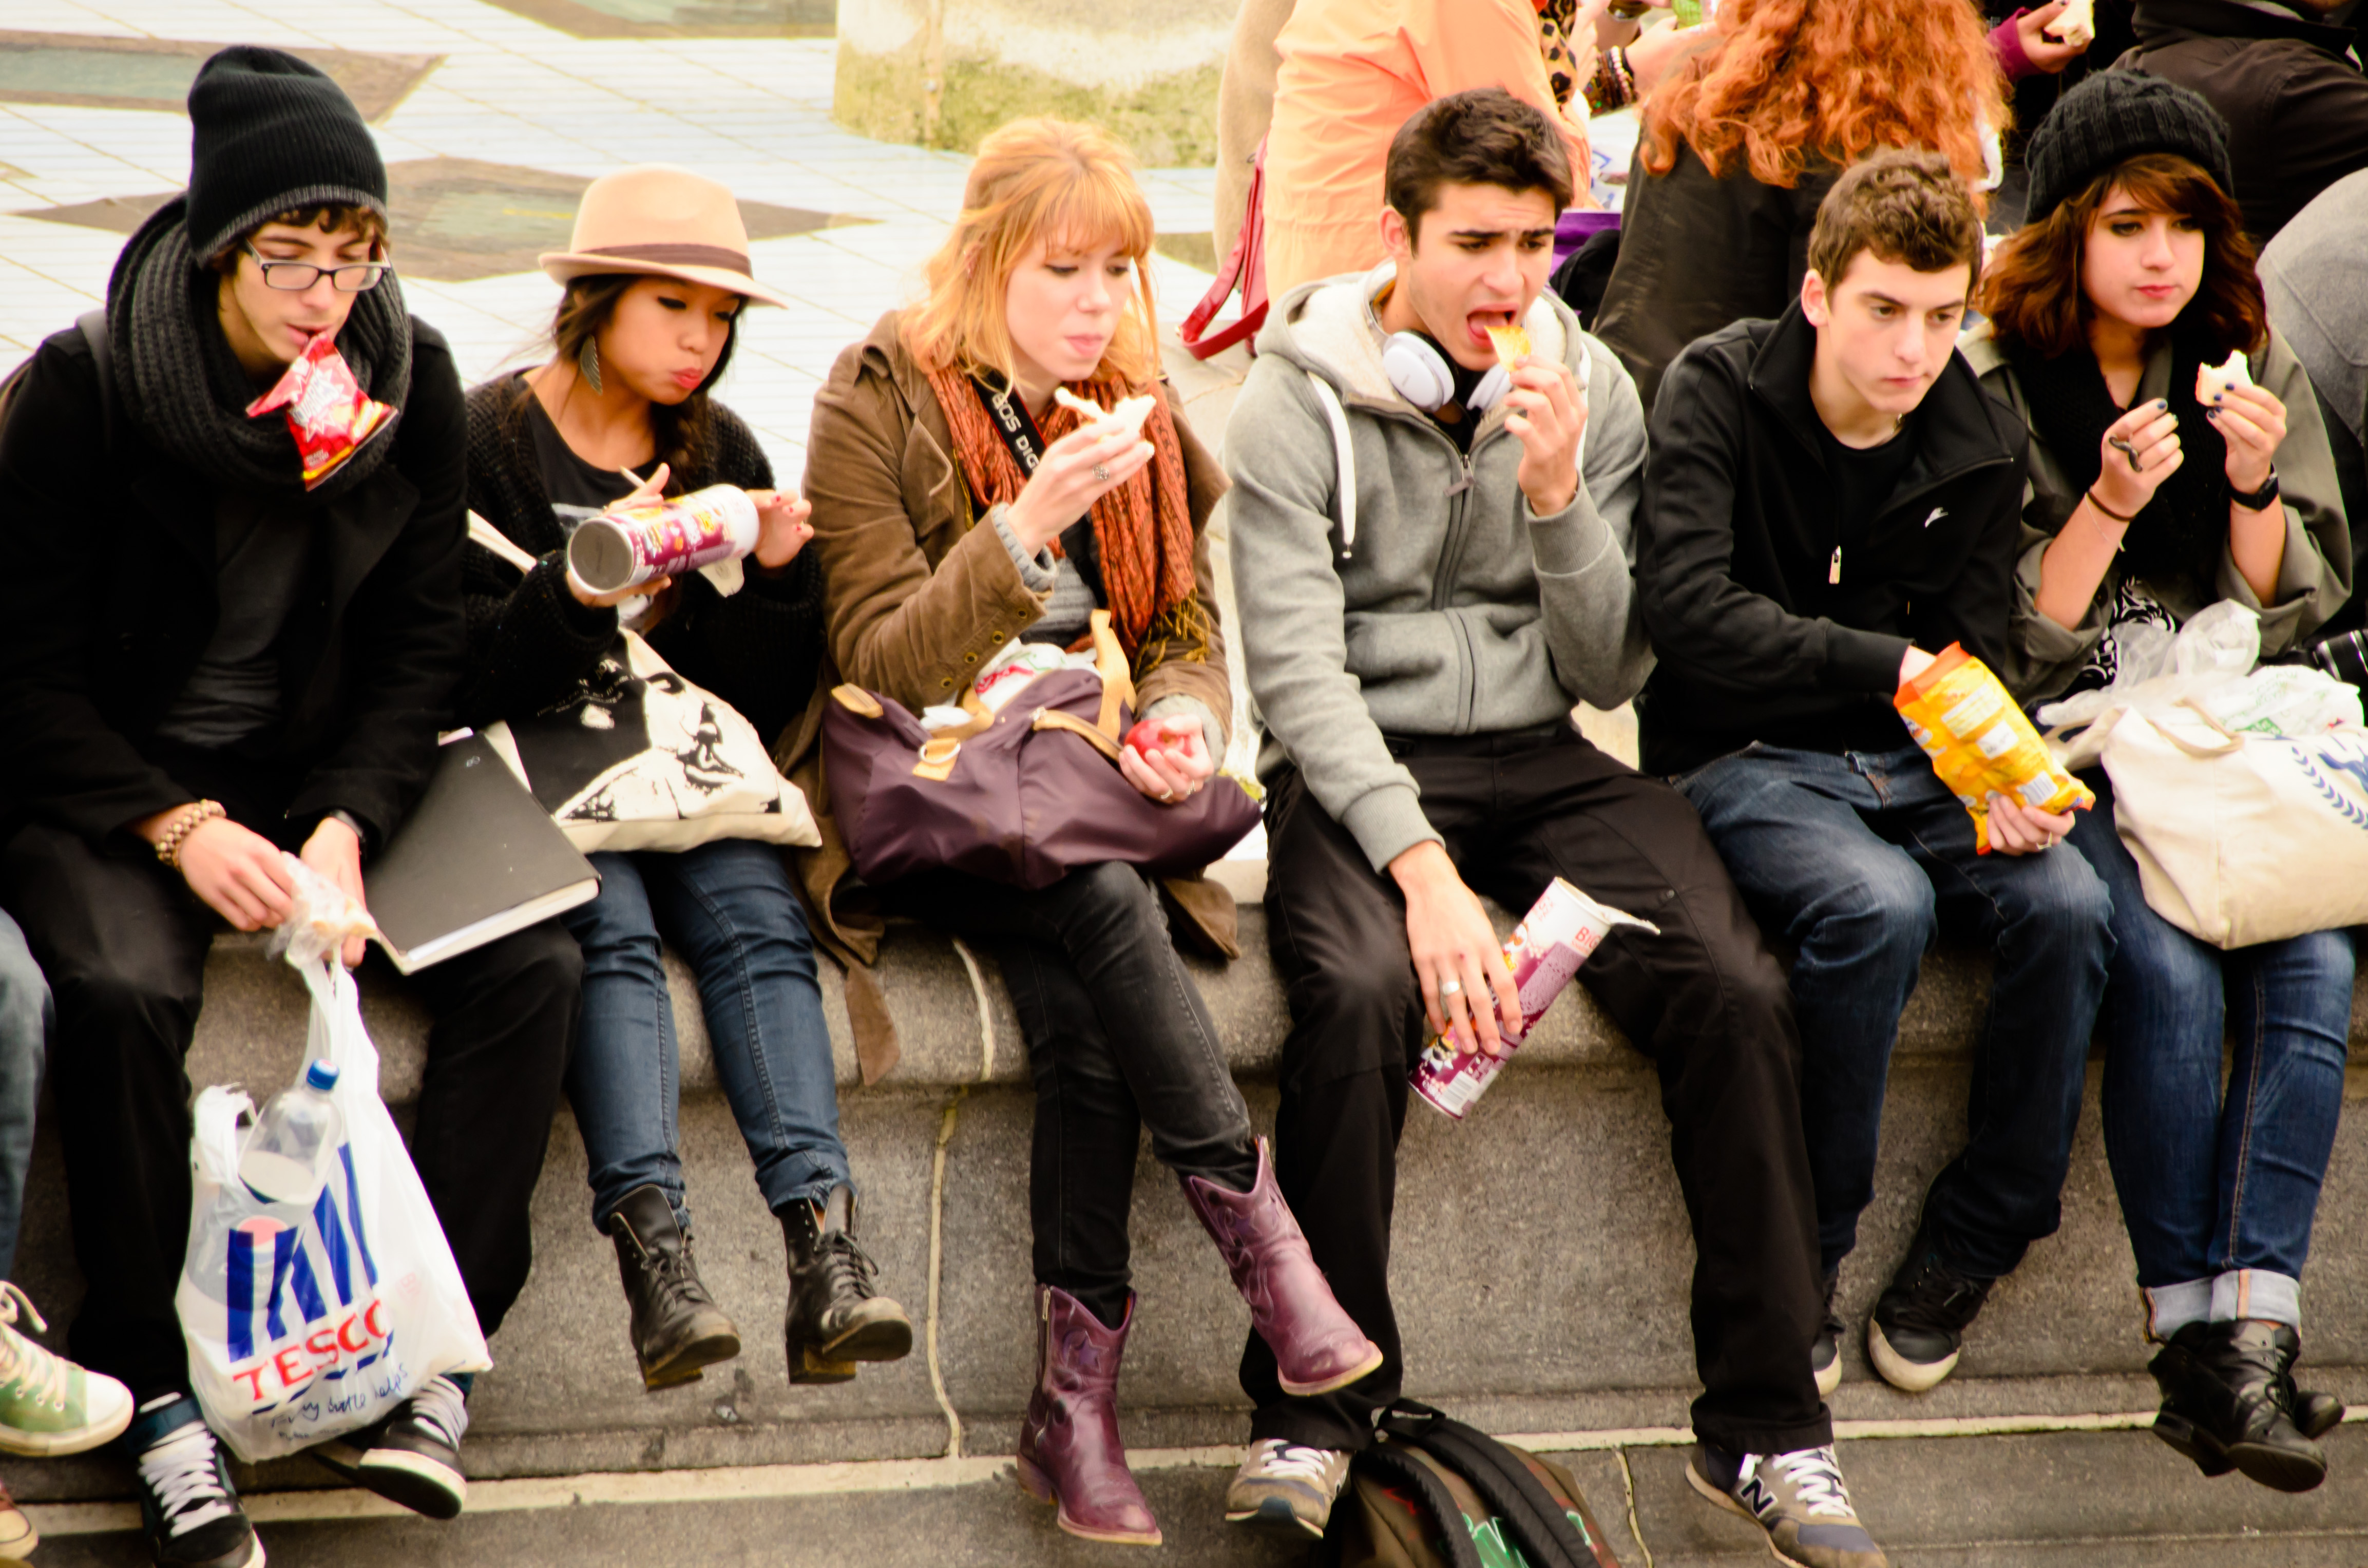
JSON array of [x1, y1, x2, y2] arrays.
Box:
[[1262, 0, 1591, 297]]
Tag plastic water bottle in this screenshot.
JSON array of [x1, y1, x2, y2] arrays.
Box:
[[239, 1061, 345, 1206]]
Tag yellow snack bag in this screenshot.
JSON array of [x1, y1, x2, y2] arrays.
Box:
[[1894, 644, 2094, 853]]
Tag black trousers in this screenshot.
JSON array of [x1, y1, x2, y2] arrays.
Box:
[[0, 763, 580, 1403], [1251, 727, 1831, 1457], [892, 863, 1259, 1327]]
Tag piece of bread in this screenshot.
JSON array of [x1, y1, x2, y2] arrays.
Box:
[[2197, 351, 2254, 405], [1484, 323, 1532, 370], [1054, 385, 1157, 436], [2043, 0, 2095, 48]]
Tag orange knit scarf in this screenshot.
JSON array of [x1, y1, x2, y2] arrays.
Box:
[[926, 364, 1198, 659]]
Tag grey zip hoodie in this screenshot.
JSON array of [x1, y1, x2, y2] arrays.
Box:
[[1225, 264, 1653, 872]]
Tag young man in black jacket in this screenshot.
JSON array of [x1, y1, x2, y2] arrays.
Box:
[[1636, 152, 2114, 1410], [0, 48, 579, 1567]]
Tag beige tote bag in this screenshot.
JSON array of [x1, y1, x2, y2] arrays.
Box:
[[2098, 699, 2368, 948]]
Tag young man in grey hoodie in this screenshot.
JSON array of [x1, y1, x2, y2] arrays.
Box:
[[1221, 88, 1887, 1568]]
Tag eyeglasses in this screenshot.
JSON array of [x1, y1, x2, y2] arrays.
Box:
[[241, 242, 391, 293]]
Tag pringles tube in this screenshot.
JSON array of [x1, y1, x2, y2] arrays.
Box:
[[1411, 878, 1657, 1121], [244, 332, 397, 491], [566, 484, 759, 596], [1895, 642, 2094, 852]]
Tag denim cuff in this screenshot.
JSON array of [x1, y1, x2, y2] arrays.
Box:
[[2142, 1278, 2213, 1341], [2212, 1268, 2301, 1328]]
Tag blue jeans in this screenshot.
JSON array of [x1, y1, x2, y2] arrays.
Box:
[[0, 907, 49, 1282], [2069, 769, 2353, 1334], [1679, 744, 2114, 1279], [560, 838, 850, 1235]]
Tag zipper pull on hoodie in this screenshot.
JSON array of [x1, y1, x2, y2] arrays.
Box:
[[1829, 546, 1842, 585]]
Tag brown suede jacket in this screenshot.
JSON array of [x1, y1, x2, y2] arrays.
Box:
[[783, 311, 1240, 1073]]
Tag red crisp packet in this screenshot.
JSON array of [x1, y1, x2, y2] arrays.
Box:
[[244, 332, 397, 491]]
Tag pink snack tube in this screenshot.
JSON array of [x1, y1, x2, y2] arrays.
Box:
[[1411, 877, 1658, 1121], [565, 484, 759, 595]]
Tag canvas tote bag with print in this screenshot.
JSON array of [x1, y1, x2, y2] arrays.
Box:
[[468, 513, 819, 854]]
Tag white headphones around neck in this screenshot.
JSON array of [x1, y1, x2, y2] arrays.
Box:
[[1382, 332, 1511, 415]]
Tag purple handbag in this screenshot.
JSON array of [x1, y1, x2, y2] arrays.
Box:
[[820, 613, 1261, 890]]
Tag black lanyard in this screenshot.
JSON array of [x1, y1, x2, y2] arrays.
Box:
[[970, 376, 1105, 606]]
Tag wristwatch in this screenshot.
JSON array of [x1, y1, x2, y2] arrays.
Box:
[[2230, 470, 2281, 512]]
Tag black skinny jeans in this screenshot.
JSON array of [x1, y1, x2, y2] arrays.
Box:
[[0, 754, 580, 1404], [891, 862, 1259, 1327], [1253, 725, 1831, 1458]]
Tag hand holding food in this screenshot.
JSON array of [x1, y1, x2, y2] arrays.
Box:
[[1895, 644, 2093, 853], [2195, 350, 2254, 407], [1054, 385, 1157, 439], [1118, 717, 1211, 805], [2040, 0, 2094, 47], [1492, 326, 1588, 517]]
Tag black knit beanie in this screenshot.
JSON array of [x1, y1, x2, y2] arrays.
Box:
[[184, 46, 388, 264], [2022, 72, 2236, 227]]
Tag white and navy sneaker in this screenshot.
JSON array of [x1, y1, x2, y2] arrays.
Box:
[[126, 1396, 262, 1568], [354, 1374, 469, 1520], [1224, 1439, 1351, 1539], [1688, 1443, 1887, 1568]]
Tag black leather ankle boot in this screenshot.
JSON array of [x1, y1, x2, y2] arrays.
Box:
[[782, 1186, 913, 1385], [2149, 1318, 2330, 1492], [609, 1184, 741, 1390]]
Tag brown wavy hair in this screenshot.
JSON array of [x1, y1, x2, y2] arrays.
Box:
[[529, 272, 737, 483], [1977, 153, 2267, 359], [1640, 0, 2007, 190]]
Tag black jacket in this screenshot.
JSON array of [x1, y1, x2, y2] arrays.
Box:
[[0, 318, 467, 850], [1634, 306, 2031, 776], [1593, 140, 1838, 413], [2126, 0, 2368, 243], [459, 373, 825, 747]]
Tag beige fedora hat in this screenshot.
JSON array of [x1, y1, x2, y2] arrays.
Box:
[[539, 163, 790, 308]]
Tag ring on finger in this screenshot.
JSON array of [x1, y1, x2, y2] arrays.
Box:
[[1092, 463, 1111, 482], [1438, 978, 1463, 998]]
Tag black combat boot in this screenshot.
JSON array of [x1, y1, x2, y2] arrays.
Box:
[[782, 1186, 914, 1384], [2150, 1318, 2333, 1493], [609, 1183, 741, 1390]]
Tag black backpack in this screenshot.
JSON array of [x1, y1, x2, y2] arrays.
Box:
[[1320, 1401, 1624, 1568], [0, 310, 114, 448]]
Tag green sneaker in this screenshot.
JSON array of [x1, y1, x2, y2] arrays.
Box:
[[0, 1282, 135, 1456]]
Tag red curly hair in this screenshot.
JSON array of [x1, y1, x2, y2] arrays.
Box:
[[1977, 153, 2267, 359], [1641, 0, 2008, 190]]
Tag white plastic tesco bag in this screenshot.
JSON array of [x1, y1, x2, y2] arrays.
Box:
[[177, 859, 490, 1463]]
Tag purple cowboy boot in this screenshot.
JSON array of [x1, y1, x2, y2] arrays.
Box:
[[1016, 1285, 1162, 1546], [1181, 1138, 1386, 1397]]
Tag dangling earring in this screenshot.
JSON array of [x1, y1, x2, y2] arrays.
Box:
[[579, 336, 603, 394]]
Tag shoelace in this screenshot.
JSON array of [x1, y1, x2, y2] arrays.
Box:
[[815, 1231, 879, 1299], [1253, 1440, 1343, 1488], [0, 1283, 68, 1412], [403, 1375, 470, 1450], [1755, 1446, 1856, 1521], [137, 1425, 237, 1537]]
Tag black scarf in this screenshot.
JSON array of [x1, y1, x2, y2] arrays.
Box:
[[2006, 322, 2230, 587], [106, 196, 411, 502]]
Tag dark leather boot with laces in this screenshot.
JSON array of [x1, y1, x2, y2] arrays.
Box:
[[2150, 1319, 2333, 1492], [782, 1185, 913, 1384], [1867, 1227, 1993, 1393], [609, 1183, 741, 1390]]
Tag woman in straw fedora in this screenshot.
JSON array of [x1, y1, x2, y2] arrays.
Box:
[[456, 163, 912, 1397], [795, 117, 1381, 1548]]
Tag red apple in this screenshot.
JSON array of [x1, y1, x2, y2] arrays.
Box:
[[1124, 717, 1195, 759]]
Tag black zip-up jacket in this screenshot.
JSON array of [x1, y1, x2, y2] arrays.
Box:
[[1634, 304, 2030, 777], [0, 318, 467, 851], [2126, 0, 2368, 244]]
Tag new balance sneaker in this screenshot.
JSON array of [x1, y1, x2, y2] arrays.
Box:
[[354, 1374, 469, 1520], [1, 1477, 34, 1566], [1224, 1439, 1351, 1539], [1866, 1229, 1992, 1393], [0, 1281, 134, 1455], [1811, 1270, 1843, 1399], [126, 1396, 262, 1568], [1688, 1443, 1887, 1568]]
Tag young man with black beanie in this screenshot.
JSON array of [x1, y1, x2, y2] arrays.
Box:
[[0, 46, 580, 1567]]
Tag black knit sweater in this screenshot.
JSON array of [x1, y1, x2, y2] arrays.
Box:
[[458, 373, 825, 745]]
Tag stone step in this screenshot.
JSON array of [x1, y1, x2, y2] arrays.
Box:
[[9, 902, 2368, 1513]]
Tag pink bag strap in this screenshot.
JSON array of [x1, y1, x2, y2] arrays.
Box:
[[1180, 139, 1269, 361]]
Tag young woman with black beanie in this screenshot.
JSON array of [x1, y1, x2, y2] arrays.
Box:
[[1968, 71, 2354, 1494], [0, 45, 585, 1563]]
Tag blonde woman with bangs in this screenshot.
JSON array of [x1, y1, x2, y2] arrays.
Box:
[[795, 117, 1380, 1547]]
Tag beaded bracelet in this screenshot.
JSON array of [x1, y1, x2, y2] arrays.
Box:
[[1609, 46, 1638, 107], [154, 800, 226, 870]]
